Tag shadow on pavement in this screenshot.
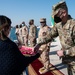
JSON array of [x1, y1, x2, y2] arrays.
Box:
[[55, 63, 67, 70], [49, 51, 57, 55], [50, 45, 57, 47]]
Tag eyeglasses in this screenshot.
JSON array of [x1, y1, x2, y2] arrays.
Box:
[[40, 22, 45, 23]]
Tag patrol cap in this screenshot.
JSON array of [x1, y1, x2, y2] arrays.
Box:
[[19, 24, 22, 28], [52, 1, 68, 16], [22, 21, 25, 24], [40, 18, 46, 23], [29, 19, 34, 22]]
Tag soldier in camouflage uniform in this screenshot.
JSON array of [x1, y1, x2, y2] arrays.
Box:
[[22, 21, 28, 46], [34, 1, 75, 75], [38, 18, 51, 74], [28, 19, 37, 47]]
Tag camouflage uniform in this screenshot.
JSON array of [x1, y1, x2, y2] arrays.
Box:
[[38, 18, 51, 74], [29, 19, 37, 47], [22, 24, 28, 46], [38, 1, 75, 75]]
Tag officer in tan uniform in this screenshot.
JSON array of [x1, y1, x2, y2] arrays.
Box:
[[28, 19, 37, 47], [18, 24, 23, 45], [38, 18, 51, 74], [34, 1, 75, 75], [15, 25, 19, 40], [15, 25, 19, 45], [22, 21, 28, 46]]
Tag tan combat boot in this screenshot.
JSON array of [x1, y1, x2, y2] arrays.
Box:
[[39, 67, 50, 74]]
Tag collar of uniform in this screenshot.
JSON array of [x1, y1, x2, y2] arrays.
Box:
[[63, 23, 70, 29], [62, 15, 72, 29], [56, 19, 70, 30]]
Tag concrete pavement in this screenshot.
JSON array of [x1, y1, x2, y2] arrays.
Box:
[[50, 37, 68, 75]]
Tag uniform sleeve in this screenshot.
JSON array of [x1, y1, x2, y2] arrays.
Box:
[[38, 25, 58, 45], [26, 26, 29, 35], [24, 53, 40, 67], [68, 25, 75, 56], [32, 26, 37, 37]]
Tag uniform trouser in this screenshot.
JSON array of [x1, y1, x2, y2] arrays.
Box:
[[16, 36, 19, 46], [29, 38, 36, 47], [23, 36, 28, 46], [62, 56, 75, 75], [67, 64, 75, 75], [18, 36, 23, 45], [40, 47, 50, 70]]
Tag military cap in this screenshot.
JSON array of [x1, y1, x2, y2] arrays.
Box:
[[22, 21, 25, 24], [29, 19, 34, 22], [40, 18, 46, 22], [52, 1, 68, 16]]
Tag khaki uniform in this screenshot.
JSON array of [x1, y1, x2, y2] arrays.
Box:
[[37, 18, 51, 74], [18, 28, 23, 45], [37, 1, 75, 75], [15, 28, 19, 41], [29, 25, 37, 47], [38, 25, 51, 70], [22, 25, 28, 46]]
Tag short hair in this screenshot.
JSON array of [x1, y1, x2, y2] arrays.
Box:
[[0, 15, 11, 30]]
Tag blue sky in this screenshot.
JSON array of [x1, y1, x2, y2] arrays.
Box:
[[0, 0, 75, 26]]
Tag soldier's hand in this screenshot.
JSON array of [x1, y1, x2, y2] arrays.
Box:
[[33, 44, 40, 53], [57, 50, 64, 57], [30, 44, 41, 56]]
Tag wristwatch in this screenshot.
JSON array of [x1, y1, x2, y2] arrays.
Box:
[[63, 50, 70, 56]]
